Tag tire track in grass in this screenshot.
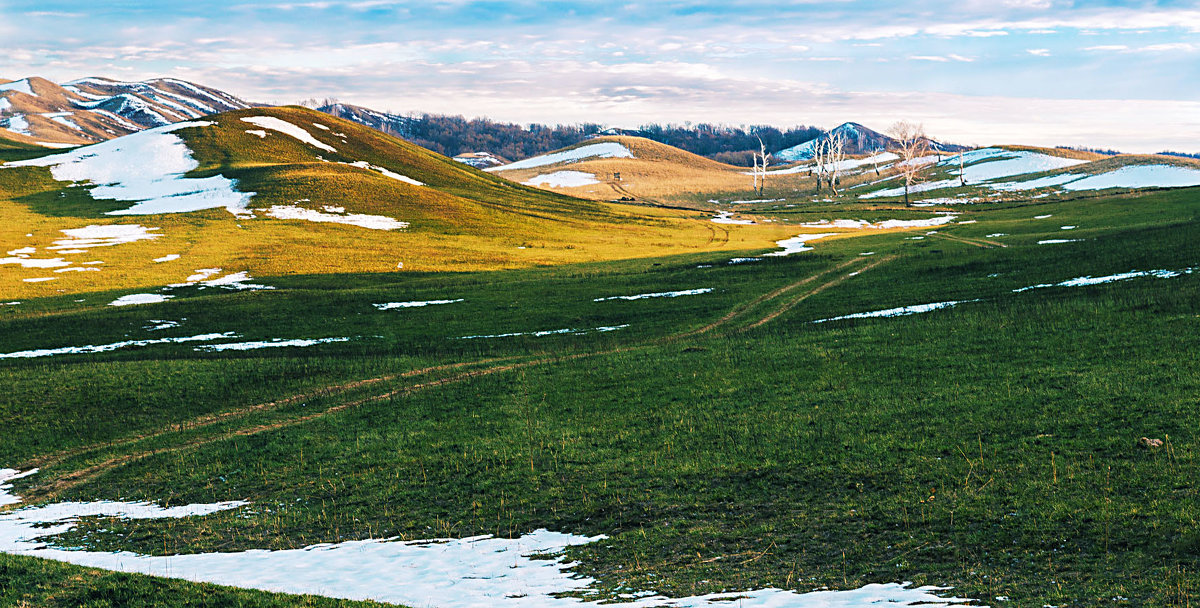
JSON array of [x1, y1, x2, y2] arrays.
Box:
[[17, 356, 528, 472], [746, 255, 895, 329], [13, 255, 892, 503], [929, 232, 1007, 249]]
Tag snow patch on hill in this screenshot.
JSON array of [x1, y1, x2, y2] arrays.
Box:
[[491, 142, 634, 171], [523, 170, 600, 188], [5, 121, 253, 216], [240, 116, 337, 152], [1062, 165, 1200, 190]]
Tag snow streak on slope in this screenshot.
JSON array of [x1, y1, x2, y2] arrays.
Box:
[[860, 148, 1087, 199], [240, 116, 337, 152], [491, 142, 633, 171], [1062, 165, 1200, 190], [523, 171, 600, 187], [4, 121, 253, 216]]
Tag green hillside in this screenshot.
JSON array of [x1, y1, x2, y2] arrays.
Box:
[[2, 172, 1199, 605]]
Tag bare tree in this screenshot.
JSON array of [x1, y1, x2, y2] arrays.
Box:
[[756, 136, 770, 196], [811, 138, 826, 194], [958, 150, 966, 187], [888, 121, 931, 206], [826, 130, 847, 195]]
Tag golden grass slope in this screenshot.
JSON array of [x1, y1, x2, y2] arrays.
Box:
[[0, 108, 815, 300], [494, 135, 821, 204]]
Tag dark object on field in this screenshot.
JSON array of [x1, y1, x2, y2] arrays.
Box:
[[682, 347, 708, 353], [1138, 437, 1164, 449]]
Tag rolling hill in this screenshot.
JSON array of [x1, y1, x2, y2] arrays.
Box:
[[0, 106, 810, 300], [0, 76, 252, 147]]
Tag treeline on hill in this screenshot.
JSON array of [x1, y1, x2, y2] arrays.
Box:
[[309, 99, 825, 166], [408, 116, 823, 166]]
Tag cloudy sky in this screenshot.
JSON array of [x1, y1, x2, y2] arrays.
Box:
[[3, 0, 1199, 152]]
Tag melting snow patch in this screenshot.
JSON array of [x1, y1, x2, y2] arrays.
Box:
[[799, 215, 957, 230], [1035, 214, 1052, 219], [712, 211, 753, 225], [492, 142, 634, 171], [523, 171, 600, 188], [244, 129, 267, 138], [765, 233, 836, 257], [375, 299, 464, 309], [144, 320, 181, 331], [814, 300, 980, 323], [261, 204, 409, 230], [987, 233, 1007, 238], [342, 161, 424, 186], [0, 471, 979, 608], [1, 257, 70, 269], [988, 173, 1085, 191], [1013, 268, 1194, 292], [457, 324, 629, 340], [153, 254, 180, 263], [1038, 239, 1082, 245], [1062, 165, 1200, 190], [240, 116, 336, 152], [729, 198, 783, 204], [22, 277, 55, 283], [594, 288, 712, 302], [0, 332, 234, 358], [4, 121, 254, 217], [1061, 225, 1077, 230], [728, 257, 761, 264], [49, 225, 160, 250], [109, 294, 174, 306], [195, 337, 351, 352]]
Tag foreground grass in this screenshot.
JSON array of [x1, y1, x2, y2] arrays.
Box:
[[2, 187, 1199, 606]]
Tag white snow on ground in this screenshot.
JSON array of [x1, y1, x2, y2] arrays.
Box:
[[594, 288, 712, 302], [765, 233, 837, 257], [988, 173, 1086, 191], [37, 142, 78, 149], [145, 320, 181, 331], [0, 469, 977, 608], [47, 113, 83, 131], [195, 271, 273, 291], [109, 294, 174, 306], [240, 116, 336, 152], [22, 277, 55, 282], [0, 99, 9, 113], [245, 129, 267, 138], [1035, 214, 1053, 219], [195, 337, 351, 352], [813, 300, 981, 323], [342, 160, 424, 186], [798, 215, 957, 230], [0, 332, 234, 358], [312, 122, 330, 130], [523, 171, 600, 188], [153, 254, 180, 263], [374, 299, 463, 309], [729, 198, 784, 204], [458, 324, 630, 340], [0, 257, 70, 269], [711, 211, 754, 225], [54, 267, 100, 273], [49, 225, 160, 250], [1013, 267, 1194, 292], [261, 204, 409, 230], [1061, 165, 1200, 190], [1038, 239, 1083, 244], [861, 148, 1086, 199], [757, 152, 899, 176], [0, 79, 34, 95], [4, 121, 254, 217], [7, 247, 35, 255], [4, 115, 31, 136], [491, 142, 634, 171], [728, 257, 761, 264]]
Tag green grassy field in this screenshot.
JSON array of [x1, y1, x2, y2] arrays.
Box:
[[2, 182, 1199, 606]]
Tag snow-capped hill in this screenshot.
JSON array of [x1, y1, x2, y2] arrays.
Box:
[[775, 122, 963, 162], [0, 76, 252, 147]]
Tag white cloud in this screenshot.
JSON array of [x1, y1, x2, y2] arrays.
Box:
[[1027, 48, 1051, 56]]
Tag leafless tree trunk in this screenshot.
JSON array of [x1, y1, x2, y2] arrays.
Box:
[[811, 138, 826, 194], [958, 151, 966, 187], [887, 121, 931, 207], [757, 137, 769, 196], [826, 131, 846, 195]]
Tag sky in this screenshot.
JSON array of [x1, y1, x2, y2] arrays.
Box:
[[3, 0, 1199, 152]]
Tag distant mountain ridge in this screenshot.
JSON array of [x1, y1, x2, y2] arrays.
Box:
[[0, 76, 252, 146]]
